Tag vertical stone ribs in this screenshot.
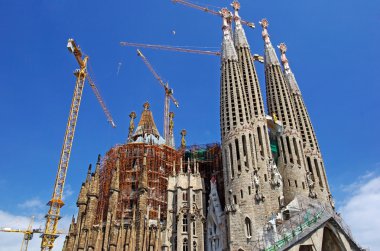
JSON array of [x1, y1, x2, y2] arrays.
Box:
[[260, 19, 310, 204], [279, 43, 331, 203], [233, 4, 265, 119]]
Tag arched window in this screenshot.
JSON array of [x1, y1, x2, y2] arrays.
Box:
[[183, 191, 188, 201], [183, 214, 188, 232], [193, 221, 196, 235], [245, 217, 252, 237], [193, 241, 197, 251], [183, 238, 188, 251]]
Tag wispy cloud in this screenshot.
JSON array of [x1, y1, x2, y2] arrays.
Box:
[[63, 184, 74, 200], [17, 198, 44, 210], [0, 210, 70, 251], [339, 172, 380, 250]]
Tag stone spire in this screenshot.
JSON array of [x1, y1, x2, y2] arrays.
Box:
[[260, 19, 280, 66], [133, 102, 161, 140], [221, 8, 239, 62], [128, 111, 137, 142], [180, 129, 187, 149], [260, 19, 310, 203], [219, 8, 282, 250], [279, 43, 331, 203], [136, 152, 148, 251], [168, 111, 175, 147], [220, 7, 249, 137], [232, 1, 265, 118]]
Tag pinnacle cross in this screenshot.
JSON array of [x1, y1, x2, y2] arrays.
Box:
[[231, 1, 241, 23], [220, 8, 233, 32], [143, 102, 150, 111], [278, 43, 291, 73], [259, 18, 271, 45]]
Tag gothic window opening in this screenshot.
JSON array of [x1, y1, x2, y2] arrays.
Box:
[[314, 159, 324, 188], [183, 214, 188, 232], [293, 138, 300, 164], [286, 137, 293, 163], [280, 137, 287, 164], [183, 238, 188, 251], [183, 192, 188, 202], [193, 221, 196, 235], [193, 241, 197, 251], [257, 127, 264, 157], [229, 144, 235, 177], [245, 217, 252, 237], [248, 186, 251, 195], [240, 189, 244, 199]]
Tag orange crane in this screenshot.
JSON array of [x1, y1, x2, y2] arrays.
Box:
[[171, 0, 255, 28], [120, 42, 264, 62], [0, 217, 66, 251], [136, 49, 179, 146], [40, 38, 116, 250]]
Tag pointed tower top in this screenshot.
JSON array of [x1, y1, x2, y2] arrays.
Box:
[[278, 43, 301, 94], [143, 102, 150, 111], [128, 111, 137, 142], [232, 1, 249, 48], [132, 102, 162, 142], [221, 8, 238, 61], [86, 164, 92, 182], [180, 129, 187, 149], [260, 18, 280, 65], [278, 43, 289, 71]]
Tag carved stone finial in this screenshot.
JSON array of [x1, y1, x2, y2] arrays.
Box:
[[220, 8, 232, 19], [259, 18, 269, 29], [231, 0, 240, 11], [143, 102, 150, 111], [260, 18, 271, 44], [169, 112, 174, 135], [278, 43, 287, 54], [278, 43, 289, 68], [180, 129, 187, 148], [128, 111, 137, 141]]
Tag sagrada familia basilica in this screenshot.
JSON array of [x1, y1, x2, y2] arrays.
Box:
[[62, 1, 362, 250]]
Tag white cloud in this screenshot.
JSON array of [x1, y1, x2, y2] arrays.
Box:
[[0, 210, 70, 251], [62, 184, 74, 200], [339, 174, 380, 250], [17, 198, 43, 210]]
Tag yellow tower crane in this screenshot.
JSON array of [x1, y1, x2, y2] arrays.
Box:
[[40, 38, 116, 250], [136, 49, 179, 147]]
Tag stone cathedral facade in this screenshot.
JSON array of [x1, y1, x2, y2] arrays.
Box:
[[63, 1, 362, 251]]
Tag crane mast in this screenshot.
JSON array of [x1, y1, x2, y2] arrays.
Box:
[[41, 39, 115, 250], [136, 49, 179, 147]]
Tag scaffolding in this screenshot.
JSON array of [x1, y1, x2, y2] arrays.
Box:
[[95, 143, 183, 223], [184, 143, 225, 208]]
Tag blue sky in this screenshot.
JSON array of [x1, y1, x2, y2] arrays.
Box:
[[0, 0, 379, 250]]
